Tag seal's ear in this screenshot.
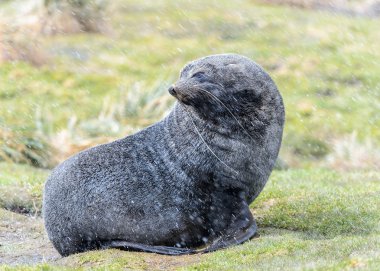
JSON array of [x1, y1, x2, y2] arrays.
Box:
[[233, 89, 263, 110]]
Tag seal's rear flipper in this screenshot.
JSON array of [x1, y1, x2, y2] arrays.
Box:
[[100, 202, 257, 255], [202, 201, 257, 253], [100, 240, 196, 255]]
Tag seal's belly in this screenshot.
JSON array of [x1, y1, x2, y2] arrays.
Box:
[[64, 172, 203, 246]]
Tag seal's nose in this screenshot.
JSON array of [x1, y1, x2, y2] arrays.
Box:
[[168, 86, 176, 96]]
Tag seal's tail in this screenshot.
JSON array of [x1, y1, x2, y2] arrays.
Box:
[[100, 240, 197, 255]]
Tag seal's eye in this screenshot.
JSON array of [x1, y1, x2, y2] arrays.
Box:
[[191, 72, 207, 82]]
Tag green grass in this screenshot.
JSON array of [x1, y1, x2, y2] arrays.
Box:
[[0, 163, 379, 270], [0, 0, 379, 168]]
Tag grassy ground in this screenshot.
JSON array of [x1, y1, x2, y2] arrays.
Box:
[[0, 163, 379, 270], [0, 0, 379, 270]]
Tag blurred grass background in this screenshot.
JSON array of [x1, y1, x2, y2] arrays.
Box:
[[0, 0, 379, 170], [0, 0, 379, 269]]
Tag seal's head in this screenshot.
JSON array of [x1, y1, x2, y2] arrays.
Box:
[[169, 54, 284, 135]]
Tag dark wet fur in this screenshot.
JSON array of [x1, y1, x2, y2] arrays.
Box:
[[43, 54, 285, 256]]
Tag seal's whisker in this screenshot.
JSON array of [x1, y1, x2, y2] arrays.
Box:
[[192, 86, 267, 176], [194, 85, 269, 150], [193, 85, 261, 141], [182, 105, 239, 175], [215, 82, 224, 89]]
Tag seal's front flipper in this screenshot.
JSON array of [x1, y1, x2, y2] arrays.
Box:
[[203, 201, 257, 253], [100, 240, 196, 255]]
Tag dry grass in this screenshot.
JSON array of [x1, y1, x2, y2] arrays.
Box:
[[326, 132, 380, 170], [39, 10, 83, 35], [45, 81, 172, 164], [259, 0, 380, 16], [259, 0, 328, 8], [39, 9, 110, 35], [0, 25, 49, 66], [40, 0, 110, 35], [48, 120, 115, 163]]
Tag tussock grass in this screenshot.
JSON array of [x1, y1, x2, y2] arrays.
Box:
[[326, 133, 380, 170], [0, 128, 53, 168], [0, 26, 49, 66], [41, 0, 109, 35]]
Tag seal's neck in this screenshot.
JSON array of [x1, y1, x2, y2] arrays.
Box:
[[164, 103, 206, 149], [164, 103, 254, 167], [163, 102, 276, 198]]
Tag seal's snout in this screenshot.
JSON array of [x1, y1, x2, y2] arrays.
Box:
[[168, 86, 177, 96], [168, 84, 192, 105]]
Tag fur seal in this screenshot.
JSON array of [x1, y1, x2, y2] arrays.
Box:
[[43, 53, 285, 256]]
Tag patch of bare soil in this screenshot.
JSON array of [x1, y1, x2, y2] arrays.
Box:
[[0, 209, 59, 265]]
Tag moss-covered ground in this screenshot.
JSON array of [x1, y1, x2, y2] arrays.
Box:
[[0, 163, 379, 270]]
